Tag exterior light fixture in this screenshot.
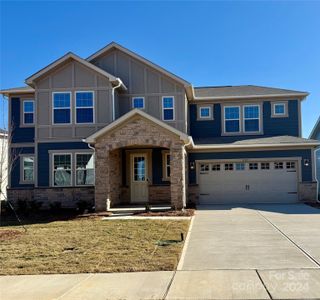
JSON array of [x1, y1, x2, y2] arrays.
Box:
[[304, 159, 310, 167], [190, 162, 195, 170]]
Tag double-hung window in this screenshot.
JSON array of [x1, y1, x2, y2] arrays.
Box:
[[53, 154, 72, 186], [224, 106, 240, 133], [132, 97, 145, 109], [76, 92, 94, 124], [53, 92, 71, 124], [243, 105, 260, 132], [23, 100, 34, 125], [76, 153, 94, 185], [162, 97, 174, 121], [22, 156, 34, 182]]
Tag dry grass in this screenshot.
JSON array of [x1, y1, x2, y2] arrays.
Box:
[[0, 218, 189, 275]]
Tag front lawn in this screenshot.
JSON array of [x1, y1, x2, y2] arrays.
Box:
[[0, 216, 189, 275]]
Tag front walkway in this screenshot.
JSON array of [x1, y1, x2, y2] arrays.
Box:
[[2, 204, 320, 300]]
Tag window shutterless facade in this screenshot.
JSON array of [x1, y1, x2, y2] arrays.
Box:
[[132, 97, 145, 109], [243, 105, 260, 132], [162, 96, 175, 121], [199, 106, 211, 119], [271, 101, 288, 118], [52, 92, 71, 124], [224, 106, 240, 133], [76, 153, 94, 185], [23, 100, 35, 125], [75, 91, 94, 124], [53, 153, 72, 186], [22, 156, 34, 182]]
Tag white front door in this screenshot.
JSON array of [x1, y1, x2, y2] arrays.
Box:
[[130, 154, 149, 203]]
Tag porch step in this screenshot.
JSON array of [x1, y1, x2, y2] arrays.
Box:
[[107, 205, 171, 215]]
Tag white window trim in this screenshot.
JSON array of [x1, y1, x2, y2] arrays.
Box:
[[223, 105, 241, 134], [162, 151, 170, 181], [52, 153, 73, 187], [132, 97, 145, 109], [20, 154, 34, 184], [162, 96, 175, 121], [52, 92, 72, 125], [75, 152, 95, 186], [198, 105, 213, 120], [75, 91, 95, 124], [22, 100, 35, 126], [272, 101, 288, 118], [243, 104, 261, 134]]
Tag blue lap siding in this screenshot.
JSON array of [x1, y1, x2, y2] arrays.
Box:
[[188, 149, 313, 184], [11, 147, 35, 188], [189, 100, 300, 140], [37, 142, 91, 187], [11, 97, 35, 143]]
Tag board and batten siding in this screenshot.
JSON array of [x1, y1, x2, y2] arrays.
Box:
[[37, 142, 91, 187], [190, 100, 300, 140], [10, 147, 34, 188], [34, 60, 114, 142], [91, 49, 188, 133], [10, 97, 35, 143], [188, 149, 313, 184]]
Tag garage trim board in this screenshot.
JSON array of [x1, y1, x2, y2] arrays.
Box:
[[196, 157, 301, 204]]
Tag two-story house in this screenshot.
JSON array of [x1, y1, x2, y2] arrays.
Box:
[[1, 42, 319, 210]]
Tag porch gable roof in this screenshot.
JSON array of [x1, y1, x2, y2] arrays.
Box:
[[84, 109, 191, 144]]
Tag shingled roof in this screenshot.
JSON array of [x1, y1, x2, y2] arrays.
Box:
[[193, 85, 308, 99]]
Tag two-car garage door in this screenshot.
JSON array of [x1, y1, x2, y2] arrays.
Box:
[[198, 160, 298, 204]]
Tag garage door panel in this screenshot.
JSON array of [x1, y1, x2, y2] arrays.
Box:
[[198, 160, 298, 204]]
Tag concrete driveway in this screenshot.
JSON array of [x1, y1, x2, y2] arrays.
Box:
[[167, 203, 320, 299], [179, 203, 320, 270]]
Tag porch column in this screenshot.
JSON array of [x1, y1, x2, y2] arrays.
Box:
[[170, 143, 186, 210], [108, 149, 122, 207], [94, 144, 109, 211]]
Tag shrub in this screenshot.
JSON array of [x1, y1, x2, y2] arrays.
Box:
[[76, 200, 89, 213], [49, 201, 62, 213], [17, 199, 28, 215], [28, 200, 43, 212]]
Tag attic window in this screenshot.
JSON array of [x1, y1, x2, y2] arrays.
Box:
[[132, 97, 145, 109]]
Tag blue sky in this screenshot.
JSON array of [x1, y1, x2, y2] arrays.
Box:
[[0, 1, 319, 137]]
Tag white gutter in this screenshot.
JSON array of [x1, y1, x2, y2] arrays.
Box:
[[111, 78, 124, 121], [193, 93, 309, 101], [190, 141, 320, 150]]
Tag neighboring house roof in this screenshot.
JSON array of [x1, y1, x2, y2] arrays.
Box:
[[25, 52, 126, 89], [191, 135, 320, 150], [87, 41, 193, 99], [85, 109, 190, 144], [0, 128, 8, 138], [193, 85, 309, 100], [309, 116, 320, 139], [0, 86, 35, 96]]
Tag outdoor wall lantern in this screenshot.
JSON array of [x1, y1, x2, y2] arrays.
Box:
[[304, 159, 310, 167], [190, 162, 195, 170]]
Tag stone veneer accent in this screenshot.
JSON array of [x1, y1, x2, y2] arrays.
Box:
[[7, 187, 94, 209], [149, 185, 171, 204], [298, 182, 318, 202], [94, 115, 186, 211]]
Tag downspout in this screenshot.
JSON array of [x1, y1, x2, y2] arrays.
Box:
[[111, 78, 123, 121]]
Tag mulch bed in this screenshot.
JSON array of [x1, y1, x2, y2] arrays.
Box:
[[135, 209, 195, 217]]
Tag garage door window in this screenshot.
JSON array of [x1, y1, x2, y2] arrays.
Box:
[[286, 162, 296, 169], [212, 164, 220, 171], [200, 164, 209, 172], [235, 163, 245, 170], [274, 162, 284, 169], [261, 162, 270, 170], [249, 163, 258, 170], [225, 163, 233, 171]]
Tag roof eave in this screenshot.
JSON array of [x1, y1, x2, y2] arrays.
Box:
[[193, 93, 309, 101], [190, 141, 320, 151]]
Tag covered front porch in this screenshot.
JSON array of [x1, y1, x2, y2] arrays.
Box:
[[85, 109, 191, 211]]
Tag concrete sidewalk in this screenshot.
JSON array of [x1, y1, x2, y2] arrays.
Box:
[[2, 269, 320, 299]]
